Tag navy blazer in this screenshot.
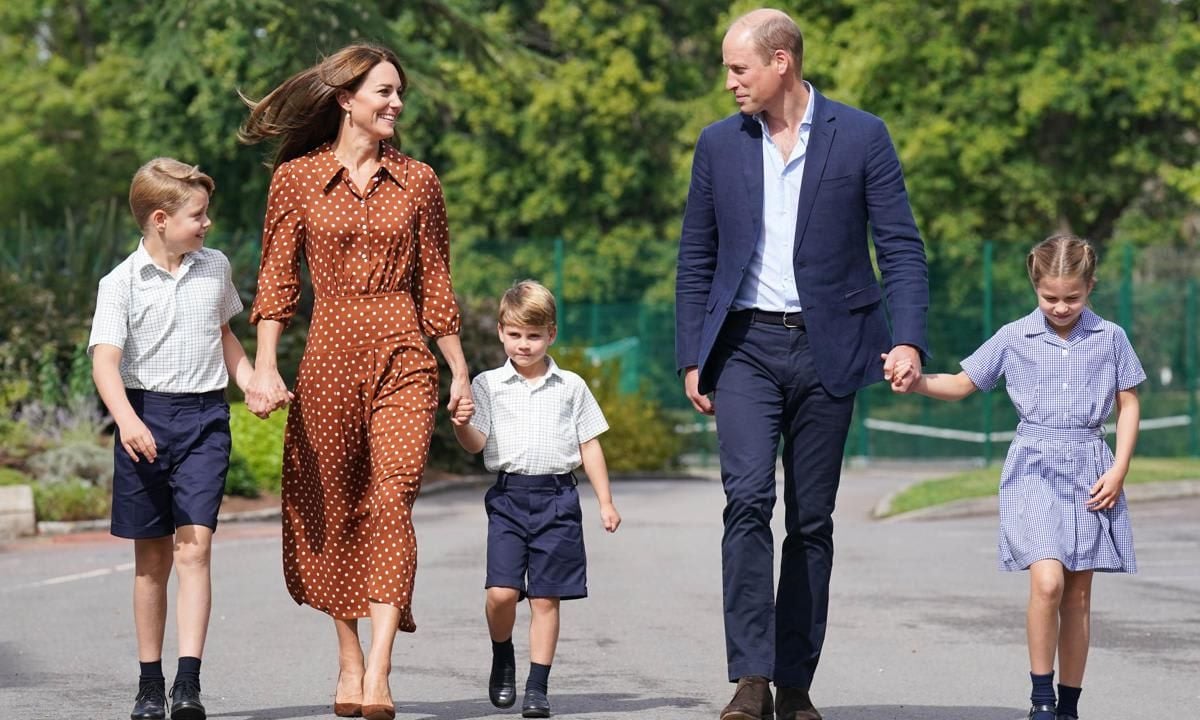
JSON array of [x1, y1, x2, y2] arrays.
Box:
[[676, 90, 929, 398]]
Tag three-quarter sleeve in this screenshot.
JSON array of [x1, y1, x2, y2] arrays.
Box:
[[250, 161, 306, 326], [410, 165, 462, 338]]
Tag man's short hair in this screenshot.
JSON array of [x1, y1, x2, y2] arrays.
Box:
[[733, 9, 804, 78], [498, 280, 557, 328], [129, 157, 215, 230]]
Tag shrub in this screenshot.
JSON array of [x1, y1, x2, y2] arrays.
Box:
[[558, 349, 682, 473], [229, 402, 287, 494], [32, 478, 110, 521], [26, 441, 113, 490], [0, 467, 32, 485], [224, 452, 261, 498]]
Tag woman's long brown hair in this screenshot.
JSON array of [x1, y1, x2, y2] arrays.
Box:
[[238, 44, 406, 170]]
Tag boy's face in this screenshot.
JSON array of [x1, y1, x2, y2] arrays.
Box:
[[155, 189, 211, 254], [498, 323, 556, 374]]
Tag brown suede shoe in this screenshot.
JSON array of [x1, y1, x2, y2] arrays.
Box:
[[775, 687, 822, 720], [720, 676, 775, 720]]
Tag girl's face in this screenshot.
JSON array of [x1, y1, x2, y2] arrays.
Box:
[[1035, 274, 1093, 338], [343, 62, 404, 141]]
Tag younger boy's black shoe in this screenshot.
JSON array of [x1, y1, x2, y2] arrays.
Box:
[[488, 654, 517, 708], [170, 678, 207, 720], [130, 679, 167, 720], [521, 687, 551, 718]]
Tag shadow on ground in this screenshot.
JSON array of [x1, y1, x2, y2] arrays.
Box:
[[822, 706, 1023, 720], [211, 692, 706, 719], [209, 700, 1023, 719]]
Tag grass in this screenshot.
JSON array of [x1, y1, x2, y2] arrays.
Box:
[[883, 457, 1200, 517]]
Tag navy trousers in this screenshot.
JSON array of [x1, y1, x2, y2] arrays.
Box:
[[710, 314, 856, 687]]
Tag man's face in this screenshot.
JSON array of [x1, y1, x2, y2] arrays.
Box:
[[722, 27, 782, 115]]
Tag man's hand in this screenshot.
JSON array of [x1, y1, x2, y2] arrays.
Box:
[[683, 367, 713, 415], [882, 345, 922, 393]]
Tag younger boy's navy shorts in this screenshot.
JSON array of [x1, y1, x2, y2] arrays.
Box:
[[485, 472, 588, 600], [110, 389, 231, 539]]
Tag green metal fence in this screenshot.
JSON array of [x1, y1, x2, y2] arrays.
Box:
[[557, 242, 1199, 463]]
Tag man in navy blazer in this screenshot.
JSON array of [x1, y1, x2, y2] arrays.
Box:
[[675, 9, 929, 720]]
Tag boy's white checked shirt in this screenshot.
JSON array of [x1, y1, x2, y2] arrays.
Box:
[[88, 241, 243, 393], [470, 356, 609, 475]]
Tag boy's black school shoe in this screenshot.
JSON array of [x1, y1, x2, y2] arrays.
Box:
[[170, 678, 207, 720], [130, 679, 167, 720], [521, 687, 551, 718], [1056, 715, 1078, 720], [488, 654, 517, 708]]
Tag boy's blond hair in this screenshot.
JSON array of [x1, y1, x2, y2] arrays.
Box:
[[498, 280, 556, 328], [129, 157, 215, 231]]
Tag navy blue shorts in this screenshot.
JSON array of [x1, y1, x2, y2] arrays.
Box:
[[110, 389, 231, 539], [485, 472, 588, 600]]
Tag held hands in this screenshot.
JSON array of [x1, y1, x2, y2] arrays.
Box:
[[599, 502, 621, 533], [117, 417, 157, 463], [245, 366, 293, 419], [1087, 468, 1126, 511], [881, 345, 923, 393], [447, 375, 474, 426]]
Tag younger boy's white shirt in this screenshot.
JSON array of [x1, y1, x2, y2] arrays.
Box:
[[469, 356, 609, 475], [88, 241, 243, 393]]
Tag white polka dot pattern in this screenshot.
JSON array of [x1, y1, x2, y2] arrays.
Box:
[[251, 143, 461, 631]]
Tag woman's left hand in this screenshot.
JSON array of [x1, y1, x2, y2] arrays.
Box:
[[447, 375, 473, 426]]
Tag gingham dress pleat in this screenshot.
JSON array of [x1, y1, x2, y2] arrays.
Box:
[[251, 143, 461, 630]]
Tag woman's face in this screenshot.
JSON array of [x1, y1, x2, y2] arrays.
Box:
[[344, 62, 404, 141]]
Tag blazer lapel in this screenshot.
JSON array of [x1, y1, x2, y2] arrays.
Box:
[[793, 91, 834, 258], [740, 114, 764, 253]]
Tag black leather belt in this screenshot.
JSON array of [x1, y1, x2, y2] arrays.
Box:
[[733, 309, 805, 328]]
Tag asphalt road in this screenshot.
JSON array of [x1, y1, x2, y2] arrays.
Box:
[[2, 463, 1197, 719]]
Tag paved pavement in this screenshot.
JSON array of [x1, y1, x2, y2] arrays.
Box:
[[1, 463, 1197, 719]]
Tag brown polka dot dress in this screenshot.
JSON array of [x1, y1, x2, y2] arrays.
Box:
[[251, 142, 461, 631]]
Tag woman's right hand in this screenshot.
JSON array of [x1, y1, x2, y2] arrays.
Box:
[[245, 366, 293, 418]]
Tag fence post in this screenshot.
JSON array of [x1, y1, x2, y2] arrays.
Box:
[[856, 389, 870, 460], [982, 240, 994, 465], [1119, 244, 1134, 338], [554, 237, 565, 325], [1189, 278, 1198, 457]]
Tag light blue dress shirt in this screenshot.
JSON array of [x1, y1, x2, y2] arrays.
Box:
[[732, 82, 815, 312]]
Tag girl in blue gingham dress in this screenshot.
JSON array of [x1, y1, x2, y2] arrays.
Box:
[[891, 234, 1145, 720]]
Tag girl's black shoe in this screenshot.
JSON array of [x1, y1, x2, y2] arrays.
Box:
[[170, 678, 206, 720], [1028, 704, 1056, 720], [130, 680, 167, 720]]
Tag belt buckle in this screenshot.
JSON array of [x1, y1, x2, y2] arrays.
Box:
[[782, 310, 800, 328]]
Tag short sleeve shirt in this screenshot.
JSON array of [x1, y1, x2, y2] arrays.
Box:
[[88, 242, 243, 393], [960, 308, 1146, 428], [469, 356, 609, 474]]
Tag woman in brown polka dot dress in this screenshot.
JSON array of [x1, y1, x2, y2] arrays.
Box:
[[239, 44, 472, 720]]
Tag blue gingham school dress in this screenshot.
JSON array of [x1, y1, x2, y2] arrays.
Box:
[[961, 308, 1146, 573]]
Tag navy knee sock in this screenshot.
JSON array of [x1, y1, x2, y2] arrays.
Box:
[[527, 662, 551, 694], [139, 660, 164, 685], [492, 638, 515, 663], [176, 656, 202, 688], [1057, 684, 1081, 717], [1030, 671, 1056, 708]]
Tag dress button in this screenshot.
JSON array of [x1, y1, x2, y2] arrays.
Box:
[[1062, 382, 1068, 390], [1062, 349, 1068, 357]]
